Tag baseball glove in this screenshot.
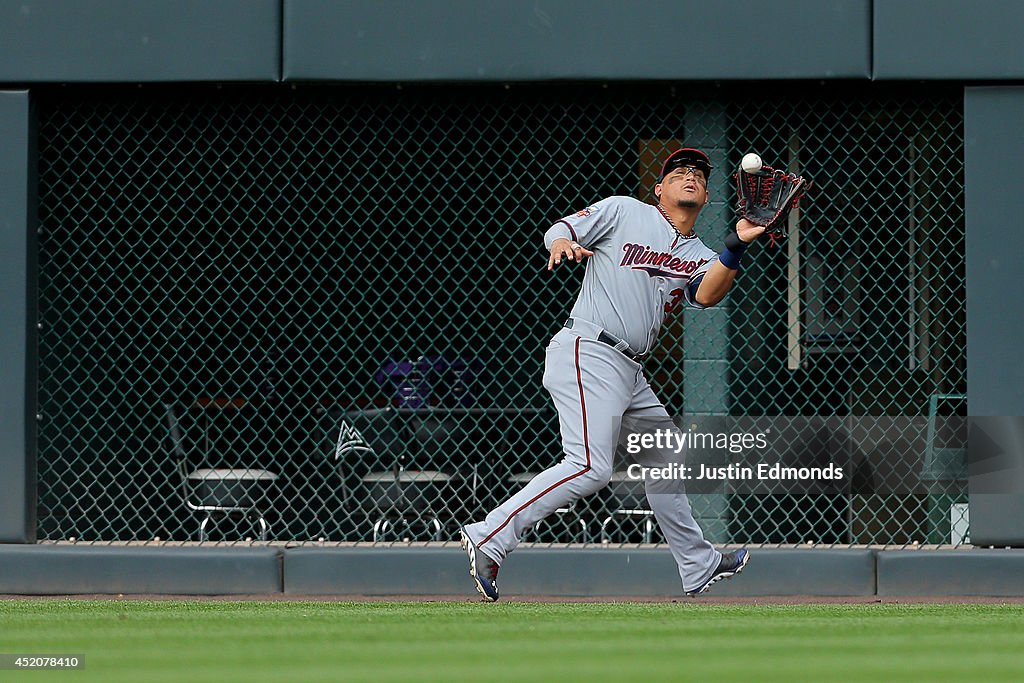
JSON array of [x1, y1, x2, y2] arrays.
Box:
[[734, 165, 811, 243]]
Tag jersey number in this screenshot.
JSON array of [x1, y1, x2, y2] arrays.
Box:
[[665, 288, 685, 314]]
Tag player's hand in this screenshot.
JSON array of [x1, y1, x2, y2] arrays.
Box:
[[548, 238, 594, 270], [735, 218, 767, 244]]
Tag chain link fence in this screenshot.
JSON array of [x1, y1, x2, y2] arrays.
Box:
[[35, 83, 966, 546]]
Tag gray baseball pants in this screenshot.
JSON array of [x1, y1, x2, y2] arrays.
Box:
[[463, 320, 722, 593]]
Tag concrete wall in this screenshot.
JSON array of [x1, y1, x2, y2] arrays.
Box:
[[283, 0, 870, 81], [964, 89, 1024, 545], [875, 1, 1024, 79], [3, 1, 1023, 84], [0, 0, 280, 82], [2, 545, 1024, 597], [0, 91, 36, 543]]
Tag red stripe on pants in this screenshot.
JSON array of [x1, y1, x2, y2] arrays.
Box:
[[481, 337, 591, 546]]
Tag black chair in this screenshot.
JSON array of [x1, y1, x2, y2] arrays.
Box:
[[327, 408, 455, 542], [164, 402, 278, 541]]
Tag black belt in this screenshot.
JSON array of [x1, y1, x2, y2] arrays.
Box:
[[563, 318, 645, 362]]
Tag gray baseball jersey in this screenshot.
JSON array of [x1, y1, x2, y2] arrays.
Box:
[[462, 194, 725, 597], [544, 195, 719, 355]]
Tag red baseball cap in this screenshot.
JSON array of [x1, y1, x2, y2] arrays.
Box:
[[660, 148, 713, 181]]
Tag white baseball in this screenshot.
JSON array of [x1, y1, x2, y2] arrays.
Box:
[[741, 153, 763, 174]]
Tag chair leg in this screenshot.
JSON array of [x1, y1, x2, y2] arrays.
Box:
[[373, 518, 390, 542], [643, 515, 655, 544], [256, 515, 270, 541], [600, 516, 614, 543], [428, 516, 442, 541], [199, 513, 213, 542]]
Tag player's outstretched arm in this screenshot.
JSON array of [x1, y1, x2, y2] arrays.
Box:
[[548, 238, 594, 271], [694, 219, 765, 306]]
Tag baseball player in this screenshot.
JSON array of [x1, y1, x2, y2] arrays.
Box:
[[460, 149, 764, 601]]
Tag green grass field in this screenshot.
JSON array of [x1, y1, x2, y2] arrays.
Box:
[[1, 600, 1022, 682]]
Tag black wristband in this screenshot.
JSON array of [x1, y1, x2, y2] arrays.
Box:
[[719, 231, 750, 270], [723, 231, 750, 252]]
